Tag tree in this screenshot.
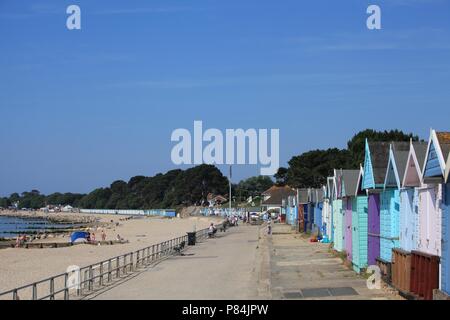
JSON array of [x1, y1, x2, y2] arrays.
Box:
[[0, 197, 10, 208], [283, 129, 420, 188], [346, 129, 420, 168], [274, 167, 288, 186], [236, 176, 274, 201], [286, 149, 350, 188]]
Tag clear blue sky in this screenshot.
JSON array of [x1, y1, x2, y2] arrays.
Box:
[[1, 0, 450, 196]]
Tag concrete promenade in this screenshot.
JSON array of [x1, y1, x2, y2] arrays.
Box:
[[268, 224, 401, 300], [89, 224, 262, 300], [87, 223, 400, 300]]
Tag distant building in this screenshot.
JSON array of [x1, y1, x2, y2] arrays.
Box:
[[207, 193, 228, 207], [261, 185, 296, 214]]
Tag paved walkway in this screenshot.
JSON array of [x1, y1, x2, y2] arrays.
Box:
[[89, 225, 262, 300], [85, 223, 400, 300], [268, 224, 401, 300]]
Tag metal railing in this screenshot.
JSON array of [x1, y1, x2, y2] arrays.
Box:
[[0, 224, 223, 300]]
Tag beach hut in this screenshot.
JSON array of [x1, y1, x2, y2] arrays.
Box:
[[297, 188, 309, 233], [442, 154, 450, 296], [380, 142, 410, 263], [324, 177, 335, 241], [284, 193, 298, 227], [416, 130, 450, 299], [352, 166, 369, 273], [420, 131, 450, 256], [362, 139, 391, 266], [304, 188, 314, 232], [400, 141, 428, 252], [391, 142, 428, 293], [332, 170, 344, 252], [312, 188, 324, 237], [341, 169, 360, 261]]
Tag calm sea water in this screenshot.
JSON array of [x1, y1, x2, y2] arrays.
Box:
[[0, 216, 80, 239]]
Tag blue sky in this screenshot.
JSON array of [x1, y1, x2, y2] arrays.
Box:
[[1, 0, 450, 196]]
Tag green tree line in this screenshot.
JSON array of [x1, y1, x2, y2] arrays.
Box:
[[0, 129, 421, 209], [276, 129, 421, 188], [0, 165, 273, 210]]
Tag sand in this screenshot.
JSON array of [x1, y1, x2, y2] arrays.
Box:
[[0, 211, 222, 293]]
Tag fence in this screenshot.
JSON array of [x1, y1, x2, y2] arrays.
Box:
[[410, 250, 440, 300], [0, 224, 222, 300], [391, 248, 412, 293]]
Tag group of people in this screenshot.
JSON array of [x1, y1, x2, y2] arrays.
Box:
[[86, 230, 123, 242]]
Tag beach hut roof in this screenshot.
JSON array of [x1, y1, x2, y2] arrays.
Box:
[[341, 169, 360, 197], [413, 141, 428, 170], [355, 165, 365, 196], [384, 142, 410, 189], [438, 132, 450, 162], [309, 188, 324, 203], [333, 169, 344, 198], [363, 140, 409, 189], [363, 141, 390, 189], [317, 188, 325, 201], [445, 154, 450, 183], [402, 141, 429, 188], [309, 188, 317, 203], [298, 188, 309, 204], [423, 130, 450, 182], [326, 177, 334, 199]]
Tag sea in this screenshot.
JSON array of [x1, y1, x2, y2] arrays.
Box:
[[0, 216, 81, 239]]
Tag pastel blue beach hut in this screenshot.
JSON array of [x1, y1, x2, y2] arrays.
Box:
[[332, 170, 344, 252], [420, 131, 450, 297], [352, 166, 369, 273], [420, 130, 450, 257], [312, 188, 324, 236], [362, 139, 391, 266], [380, 142, 410, 263], [305, 188, 314, 232], [400, 141, 427, 252], [341, 169, 360, 261], [284, 193, 298, 226]]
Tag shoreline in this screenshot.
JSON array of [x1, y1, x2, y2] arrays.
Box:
[[0, 210, 98, 225], [0, 212, 222, 292], [0, 210, 99, 242]]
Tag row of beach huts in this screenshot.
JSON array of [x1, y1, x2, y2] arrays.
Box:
[[281, 129, 450, 300]]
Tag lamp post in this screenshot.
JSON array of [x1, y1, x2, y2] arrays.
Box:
[[229, 165, 232, 216]]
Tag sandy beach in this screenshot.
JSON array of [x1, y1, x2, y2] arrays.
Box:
[[0, 211, 222, 293]]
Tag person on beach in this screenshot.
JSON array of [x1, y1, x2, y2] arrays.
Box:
[[91, 232, 96, 242], [101, 230, 106, 241], [208, 223, 217, 238]]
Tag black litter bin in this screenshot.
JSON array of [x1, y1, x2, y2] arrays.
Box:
[[187, 232, 196, 246]]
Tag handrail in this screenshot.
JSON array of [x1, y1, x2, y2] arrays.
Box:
[[0, 223, 223, 300]]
